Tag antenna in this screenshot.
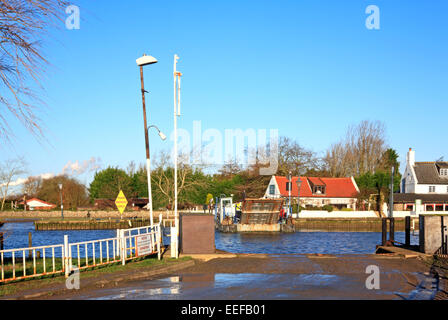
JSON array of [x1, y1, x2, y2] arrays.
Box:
[[436, 156, 444, 162]]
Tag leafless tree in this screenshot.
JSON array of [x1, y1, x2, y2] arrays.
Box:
[[0, 0, 68, 141], [0, 157, 27, 210], [325, 120, 388, 177], [22, 174, 42, 197], [151, 150, 209, 209]]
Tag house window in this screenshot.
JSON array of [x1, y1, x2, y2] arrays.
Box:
[[429, 186, 436, 193], [440, 168, 448, 176], [269, 185, 275, 195], [405, 204, 414, 211], [312, 185, 326, 195], [426, 204, 434, 211], [436, 204, 444, 211]]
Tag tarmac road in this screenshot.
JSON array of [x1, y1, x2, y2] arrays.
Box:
[[50, 254, 435, 300]]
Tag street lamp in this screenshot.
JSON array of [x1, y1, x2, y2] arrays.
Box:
[[58, 183, 63, 219], [148, 125, 167, 141], [296, 178, 302, 216], [136, 53, 158, 226]]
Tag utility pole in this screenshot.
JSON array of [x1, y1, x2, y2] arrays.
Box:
[[173, 54, 182, 259]]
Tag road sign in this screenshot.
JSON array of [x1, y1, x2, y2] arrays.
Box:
[[115, 190, 128, 216], [136, 234, 152, 256]]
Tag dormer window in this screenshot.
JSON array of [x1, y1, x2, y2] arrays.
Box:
[[440, 168, 448, 177], [313, 185, 326, 195]]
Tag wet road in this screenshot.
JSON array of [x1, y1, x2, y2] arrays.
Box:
[[59, 254, 432, 300]]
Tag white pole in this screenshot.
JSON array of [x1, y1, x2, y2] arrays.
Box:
[[173, 54, 179, 259]]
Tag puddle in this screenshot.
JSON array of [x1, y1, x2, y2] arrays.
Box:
[[83, 272, 398, 300]]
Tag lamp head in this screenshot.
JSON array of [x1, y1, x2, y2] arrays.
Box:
[[158, 131, 167, 141], [136, 54, 158, 66]]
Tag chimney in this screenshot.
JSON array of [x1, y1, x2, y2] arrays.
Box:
[[407, 147, 415, 166]]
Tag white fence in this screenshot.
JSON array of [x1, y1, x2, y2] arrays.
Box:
[[0, 223, 162, 284]]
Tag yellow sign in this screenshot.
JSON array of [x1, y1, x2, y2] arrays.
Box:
[[115, 190, 128, 215]]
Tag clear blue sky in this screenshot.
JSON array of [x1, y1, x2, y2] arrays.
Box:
[[3, 0, 448, 186]]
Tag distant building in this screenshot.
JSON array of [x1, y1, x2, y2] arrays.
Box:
[[396, 148, 448, 212], [264, 175, 360, 210], [19, 198, 56, 211]]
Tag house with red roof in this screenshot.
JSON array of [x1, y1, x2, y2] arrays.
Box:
[[19, 198, 57, 211], [264, 175, 360, 210]]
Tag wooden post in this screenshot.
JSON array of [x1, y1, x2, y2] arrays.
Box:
[[405, 216, 411, 247], [0, 232, 3, 250], [389, 217, 395, 243], [382, 218, 387, 246], [28, 232, 32, 258]]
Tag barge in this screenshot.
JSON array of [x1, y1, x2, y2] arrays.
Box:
[[216, 198, 295, 233]]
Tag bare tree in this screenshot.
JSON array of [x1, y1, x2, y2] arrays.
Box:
[[151, 150, 209, 209], [22, 175, 42, 197], [0, 0, 68, 141], [0, 157, 27, 210], [276, 137, 321, 176], [325, 120, 388, 177]]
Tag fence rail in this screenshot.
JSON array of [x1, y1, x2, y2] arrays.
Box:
[[0, 223, 162, 284]]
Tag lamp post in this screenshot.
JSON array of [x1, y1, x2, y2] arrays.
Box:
[[58, 183, 63, 219], [296, 178, 302, 216], [136, 53, 158, 226]]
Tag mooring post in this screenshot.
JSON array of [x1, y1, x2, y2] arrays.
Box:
[[382, 218, 387, 246], [389, 218, 395, 243], [405, 216, 411, 247], [28, 232, 32, 258]]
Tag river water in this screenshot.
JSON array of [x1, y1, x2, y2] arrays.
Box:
[[0, 222, 419, 255]]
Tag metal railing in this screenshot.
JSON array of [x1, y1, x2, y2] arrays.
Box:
[[0, 223, 162, 284], [1, 244, 65, 283]]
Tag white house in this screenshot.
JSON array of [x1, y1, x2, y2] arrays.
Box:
[[401, 148, 448, 194], [264, 175, 360, 210], [19, 198, 57, 211], [396, 148, 448, 212]]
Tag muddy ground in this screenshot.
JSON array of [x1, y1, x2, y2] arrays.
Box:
[[5, 253, 436, 300]]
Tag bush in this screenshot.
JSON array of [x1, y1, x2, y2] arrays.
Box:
[[322, 205, 333, 212], [340, 207, 354, 211]]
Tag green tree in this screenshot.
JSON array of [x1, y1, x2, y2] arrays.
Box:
[[89, 167, 133, 202]]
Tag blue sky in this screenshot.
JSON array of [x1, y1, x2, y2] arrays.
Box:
[[2, 0, 448, 187]]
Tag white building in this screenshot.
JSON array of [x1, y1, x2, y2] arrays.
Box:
[[396, 148, 448, 212], [401, 148, 448, 194]]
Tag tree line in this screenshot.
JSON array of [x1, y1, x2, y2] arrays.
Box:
[[1, 120, 400, 211]]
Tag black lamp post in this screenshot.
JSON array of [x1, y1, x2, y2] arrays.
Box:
[[58, 183, 64, 219]]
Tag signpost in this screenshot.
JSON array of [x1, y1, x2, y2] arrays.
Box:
[[136, 234, 152, 256], [115, 190, 128, 219]]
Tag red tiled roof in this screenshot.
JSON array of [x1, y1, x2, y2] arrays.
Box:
[[274, 176, 359, 198]]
